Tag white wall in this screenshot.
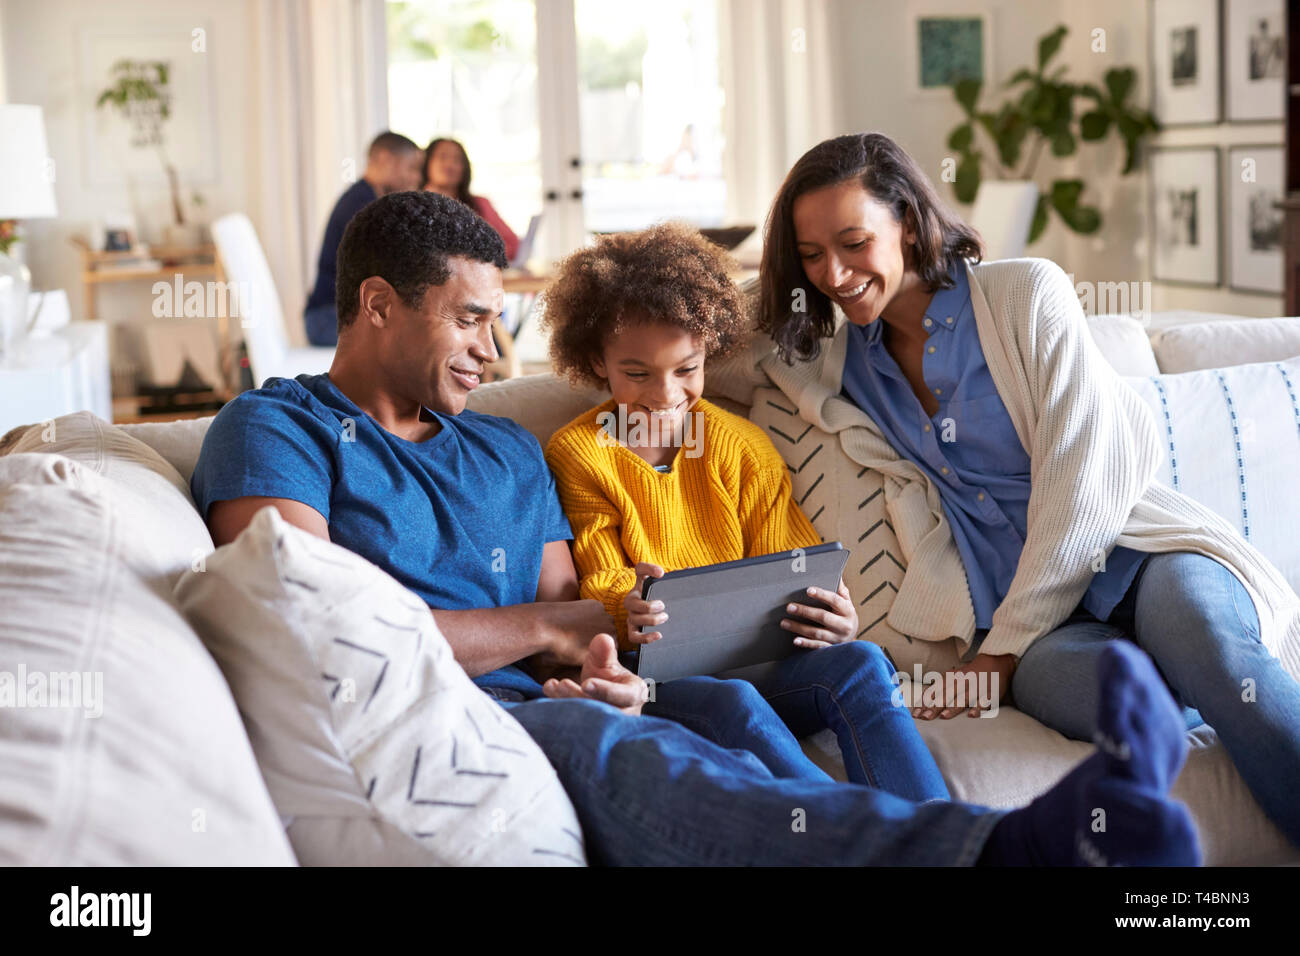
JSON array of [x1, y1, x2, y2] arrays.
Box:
[[0, 3, 8, 104], [1, 0, 256, 330]]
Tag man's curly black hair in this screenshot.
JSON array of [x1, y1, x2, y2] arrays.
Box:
[[335, 190, 507, 333]]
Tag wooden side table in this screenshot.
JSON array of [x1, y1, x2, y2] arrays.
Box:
[[71, 237, 236, 419], [72, 238, 221, 320]]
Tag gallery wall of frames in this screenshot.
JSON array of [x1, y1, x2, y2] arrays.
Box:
[[1147, 0, 1286, 298]]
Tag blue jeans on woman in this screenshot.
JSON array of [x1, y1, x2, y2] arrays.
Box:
[[1012, 550, 1300, 847], [505, 697, 1000, 865], [642, 640, 950, 801]]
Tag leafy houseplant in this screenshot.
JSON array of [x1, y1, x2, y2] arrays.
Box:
[[946, 25, 1159, 243], [96, 59, 187, 229]]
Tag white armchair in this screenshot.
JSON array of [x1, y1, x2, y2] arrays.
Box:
[[211, 213, 334, 387]]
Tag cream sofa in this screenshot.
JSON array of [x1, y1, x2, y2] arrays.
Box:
[[2, 308, 1299, 865]]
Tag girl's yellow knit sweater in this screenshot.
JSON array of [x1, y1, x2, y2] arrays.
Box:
[[545, 396, 821, 649]]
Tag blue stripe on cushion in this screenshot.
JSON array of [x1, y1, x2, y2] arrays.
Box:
[[1214, 371, 1250, 541], [1279, 363, 1300, 442], [1150, 377, 1180, 491]]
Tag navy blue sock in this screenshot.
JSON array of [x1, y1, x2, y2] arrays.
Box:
[[978, 642, 1201, 866]]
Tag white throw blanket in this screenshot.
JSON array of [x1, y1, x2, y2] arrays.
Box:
[[755, 257, 1300, 678]]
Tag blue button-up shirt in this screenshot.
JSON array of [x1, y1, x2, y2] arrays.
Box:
[[840, 261, 1145, 630]]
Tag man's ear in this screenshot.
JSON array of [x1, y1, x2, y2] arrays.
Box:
[[357, 276, 398, 328]]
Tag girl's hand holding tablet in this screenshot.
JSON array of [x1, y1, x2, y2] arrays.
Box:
[[781, 579, 858, 649], [624, 561, 668, 645]]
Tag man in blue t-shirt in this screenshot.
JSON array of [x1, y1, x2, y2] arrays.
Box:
[[302, 131, 424, 348], [189, 190, 1199, 867]]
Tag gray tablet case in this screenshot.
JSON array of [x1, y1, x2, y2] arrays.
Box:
[[635, 542, 849, 684]]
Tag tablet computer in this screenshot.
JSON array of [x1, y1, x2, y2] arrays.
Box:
[[634, 542, 849, 684]]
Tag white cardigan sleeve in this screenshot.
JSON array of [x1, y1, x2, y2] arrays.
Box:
[[977, 261, 1163, 659]]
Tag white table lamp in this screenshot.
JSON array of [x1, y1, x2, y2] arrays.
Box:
[[0, 104, 59, 362]]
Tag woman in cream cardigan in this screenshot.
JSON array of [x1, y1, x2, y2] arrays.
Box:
[[757, 131, 1300, 847]]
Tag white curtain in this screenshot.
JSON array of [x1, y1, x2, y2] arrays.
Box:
[[246, 0, 389, 346], [719, 0, 838, 249]]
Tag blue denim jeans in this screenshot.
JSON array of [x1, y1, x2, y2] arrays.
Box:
[[1012, 551, 1300, 847], [644, 642, 949, 800], [504, 697, 1002, 865]]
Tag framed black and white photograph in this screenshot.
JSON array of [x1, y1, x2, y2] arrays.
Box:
[[1225, 0, 1286, 121], [1150, 0, 1222, 126], [1228, 144, 1284, 293], [1151, 146, 1222, 286]]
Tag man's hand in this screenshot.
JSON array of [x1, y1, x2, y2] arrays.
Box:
[[623, 562, 667, 646], [780, 578, 858, 648], [542, 633, 649, 716], [528, 598, 614, 673], [912, 652, 1016, 720]]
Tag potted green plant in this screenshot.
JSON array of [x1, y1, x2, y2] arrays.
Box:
[[95, 59, 200, 246], [946, 25, 1159, 245]]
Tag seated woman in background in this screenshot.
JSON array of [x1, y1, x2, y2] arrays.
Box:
[[422, 137, 520, 263]]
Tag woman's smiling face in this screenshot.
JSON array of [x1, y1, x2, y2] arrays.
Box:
[[792, 180, 916, 326]]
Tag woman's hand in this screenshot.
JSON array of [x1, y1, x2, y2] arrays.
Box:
[[912, 653, 1016, 720], [781, 578, 858, 648], [622, 561, 668, 646]]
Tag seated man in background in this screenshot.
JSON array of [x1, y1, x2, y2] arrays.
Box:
[[302, 130, 423, 348], [191, 190, 1201, 867]]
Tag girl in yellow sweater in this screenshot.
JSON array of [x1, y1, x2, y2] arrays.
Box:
[[540, 223, 948, 799]]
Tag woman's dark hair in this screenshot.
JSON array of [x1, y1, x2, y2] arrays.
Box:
[[422, 137, 475, 206], [759, 132, 984, 363]]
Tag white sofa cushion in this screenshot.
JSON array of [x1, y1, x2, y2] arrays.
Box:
[[1152, 317, 1300, 374], [0, 411, 214, 585], [0, 453, 294, 865], [748, 385, 961, 672], [173, 506, 586, 866], [118, 417, 214, 485], [1084, 313, 1160, 377], [1124, 356, 1300, 594], [801, 709, 1297, 866]]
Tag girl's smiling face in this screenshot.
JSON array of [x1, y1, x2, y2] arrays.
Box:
[[589, 320, 704, 440], [792, 180, 917, 326]]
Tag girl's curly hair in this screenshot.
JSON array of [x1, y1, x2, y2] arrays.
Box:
[[541, 221, 749, 389]]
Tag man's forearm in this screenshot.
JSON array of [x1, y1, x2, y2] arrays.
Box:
[[431, 604, 550, 678]]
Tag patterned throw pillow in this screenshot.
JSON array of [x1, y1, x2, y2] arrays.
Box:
[[748, 386, 960, 673], [174, 506, 586, 866]]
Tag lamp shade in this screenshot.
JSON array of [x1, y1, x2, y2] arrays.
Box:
[[0, 105, 58, 219]]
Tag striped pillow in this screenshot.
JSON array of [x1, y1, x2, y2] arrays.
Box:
[[748, 385, 961, 673], [1124, 356, 1300, 593]]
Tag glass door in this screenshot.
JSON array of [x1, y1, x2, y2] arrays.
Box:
[[387, 0, 550, 257], [572, 0, 726, 233], [386, 0, 726, 262]]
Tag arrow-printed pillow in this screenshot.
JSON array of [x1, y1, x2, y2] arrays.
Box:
[[749, 386, 960, 674], [175, 506, 585, 866]]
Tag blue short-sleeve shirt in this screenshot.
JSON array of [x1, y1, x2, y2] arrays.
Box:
[[191, 373, 573, 615], [839, 261, 1145, 630]]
